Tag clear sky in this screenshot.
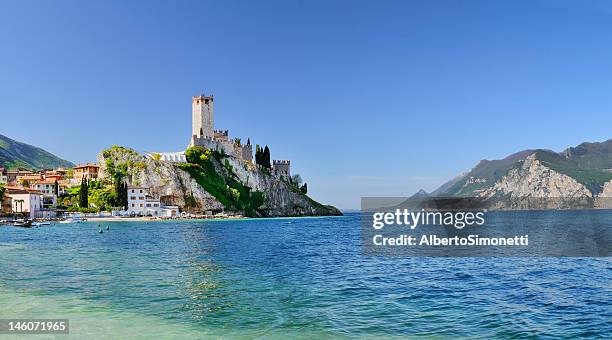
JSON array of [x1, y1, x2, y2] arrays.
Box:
[[1, 0, 611, 209]]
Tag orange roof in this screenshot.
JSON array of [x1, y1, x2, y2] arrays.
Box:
[[74, 163, 99, 169], [17, 175, 43, 180], [31, 179, 58, 184], [5, 186, 41, 195]]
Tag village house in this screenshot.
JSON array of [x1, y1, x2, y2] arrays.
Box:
[[7, 169, 35, 184], [73, 164, 100, 182], [126, 186, 178, 217], [4, 186, 43, 219], [29, 178, 58, 208]]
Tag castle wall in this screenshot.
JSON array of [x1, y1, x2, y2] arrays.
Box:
[[241, 144, 253, 162]]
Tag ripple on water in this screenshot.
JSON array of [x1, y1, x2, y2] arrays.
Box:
[[0, 214, 610, 338]]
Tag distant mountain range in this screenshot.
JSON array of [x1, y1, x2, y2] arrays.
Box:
[[0, 133, 74, 170], [416, 138, 612, 208]]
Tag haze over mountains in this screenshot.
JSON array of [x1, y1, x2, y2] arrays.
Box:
[[0, 133, 74, 170]]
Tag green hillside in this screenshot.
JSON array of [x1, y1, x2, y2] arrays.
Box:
[[436, 149, 535, 196], [0, 133, 74, 170], [433, 139, 612, 196], [535, 142, 612, 193]]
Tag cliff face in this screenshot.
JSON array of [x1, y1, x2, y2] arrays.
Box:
[[478, 154, 595, 209], [97, 147, 223, 211], [97, 146, 341, 217], [221, 156, 341, 216], [429, 139, 612, 209]]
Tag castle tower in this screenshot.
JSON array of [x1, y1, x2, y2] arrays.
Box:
[[273, 160, 291, 179], [192, 94, 214, 139]]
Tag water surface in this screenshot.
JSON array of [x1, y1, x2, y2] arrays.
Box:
[[0, 213, 610, 338]]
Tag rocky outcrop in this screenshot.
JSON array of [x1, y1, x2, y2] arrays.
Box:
[[221, 157, 340, 216], [595, 180, 612, 208], [478, 154, 594, 209], [97, 147, 223, 211], [97, 146, 341, 217]]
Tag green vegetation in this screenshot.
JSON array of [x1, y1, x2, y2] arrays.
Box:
[[535, 150, 612, 193], [58, 180, 122, 212], [180, 146, 265, 217], [0, 184, 5, 198], [0, 133, 74, 170], [79, 178, 89, 208], [254, 144, 271, 169], [434, 139, 612, 197]]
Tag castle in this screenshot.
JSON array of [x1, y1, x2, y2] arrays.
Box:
[[189, 94, 253, 163], [149, 93, 290, 179]]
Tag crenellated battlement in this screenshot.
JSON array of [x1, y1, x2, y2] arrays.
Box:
[[272, 159, 291, 179]]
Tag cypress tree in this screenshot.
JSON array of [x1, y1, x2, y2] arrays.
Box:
[[263, 146, 271, 169], [121, 182, 128, 209], [79, 177, 89, 208], [255, 145, 262, 166]]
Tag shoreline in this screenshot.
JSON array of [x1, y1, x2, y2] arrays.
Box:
[[84, 216, 247, 223]]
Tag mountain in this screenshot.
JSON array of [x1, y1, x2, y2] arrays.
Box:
[[432, 138, 612, 208], [0, 133, 74, 170]]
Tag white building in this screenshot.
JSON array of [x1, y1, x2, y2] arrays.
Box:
[[29, 179, 58, 208], [145, 152, 187, 163], [5, 186, 42, 219], [127, 186, 147, 215], [127, 186, 179, 217]]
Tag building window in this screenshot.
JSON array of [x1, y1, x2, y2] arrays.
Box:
[[140, 204, 143, 207], [146, 204, 151, 207], [132, 204, 135, 207], [140, 190, 143, 193], [139, 197, 144, 200]]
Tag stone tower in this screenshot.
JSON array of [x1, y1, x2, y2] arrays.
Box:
[[192, 94, 214, 139]]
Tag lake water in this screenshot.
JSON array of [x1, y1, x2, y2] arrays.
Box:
[[0, 213, 610, 339]]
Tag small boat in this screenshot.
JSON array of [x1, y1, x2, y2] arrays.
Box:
[[60, 218, 83, 224], [32, 221, 51, 227], [14, 219, 32, 228]]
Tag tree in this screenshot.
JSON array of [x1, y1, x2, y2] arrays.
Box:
[[121, 182, 128, 209], [79, 177, 89, 208], [291, 174, 303, 187], [263, 145, 271, 169], [186, 146, 211, 164], [255, 145, 262, 166]]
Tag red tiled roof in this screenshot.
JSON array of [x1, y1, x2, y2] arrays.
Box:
[[74, 163, 100, 169]]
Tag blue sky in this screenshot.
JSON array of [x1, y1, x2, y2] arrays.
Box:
[[1, 0, 611, 209]]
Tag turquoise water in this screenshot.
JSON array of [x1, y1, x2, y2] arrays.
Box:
[[0, 213, 610, 339]]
